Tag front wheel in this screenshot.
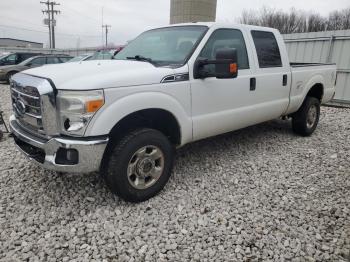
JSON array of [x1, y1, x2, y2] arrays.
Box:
[[292, 96, 320, 136], [103, 128, 174, 202]]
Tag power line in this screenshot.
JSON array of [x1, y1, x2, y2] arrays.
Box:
[[102, 24, 111, 46], [0, 15, 47, 29], [0, 24, 100, 38], [63, 6, 100, 23]]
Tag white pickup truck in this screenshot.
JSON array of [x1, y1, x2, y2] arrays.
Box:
[[9, 23, 336, 202]]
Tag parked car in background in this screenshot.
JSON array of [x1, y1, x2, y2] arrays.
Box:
[[0, 54, 72, 82], [0, 52, 41, 66], [67, 54, 93, 62]]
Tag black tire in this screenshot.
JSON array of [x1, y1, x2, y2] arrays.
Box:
[[103, 128, 174, 202], [292, 96, 320, 136], [6, 71, 17, 83]]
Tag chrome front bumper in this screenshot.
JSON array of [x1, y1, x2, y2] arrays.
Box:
[[9, 115, 109, 173]]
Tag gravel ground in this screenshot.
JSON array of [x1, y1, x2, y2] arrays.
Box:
[[0, 82, 349, 262]]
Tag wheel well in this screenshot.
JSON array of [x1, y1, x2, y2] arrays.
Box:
[[307, 83, 323, 101], [109, 109, 181, 146]]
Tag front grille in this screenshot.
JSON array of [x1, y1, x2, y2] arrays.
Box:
[[10, 81, 44, 135]]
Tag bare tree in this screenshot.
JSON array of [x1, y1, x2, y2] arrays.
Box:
[[238, 6, 350, 33], [307, 13, 327, 32], [327, 8, 350, 30]]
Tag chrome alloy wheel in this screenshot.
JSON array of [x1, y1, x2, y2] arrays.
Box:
[[306, 104, 318, 129], [127, 145, 165, 189]]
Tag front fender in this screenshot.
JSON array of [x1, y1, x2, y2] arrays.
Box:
[[85, 91, 193, 145]]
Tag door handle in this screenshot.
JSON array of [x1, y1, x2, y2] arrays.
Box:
[[250, 78, 256, 91], [283, 74, 288, 86]]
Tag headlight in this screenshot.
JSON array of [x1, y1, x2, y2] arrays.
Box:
[[57, 89, 104, 136]]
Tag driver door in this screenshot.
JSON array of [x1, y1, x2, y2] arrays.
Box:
[[190, 28, 256, 141]]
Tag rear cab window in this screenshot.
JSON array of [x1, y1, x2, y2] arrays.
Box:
[[251, 30, 282, 68]]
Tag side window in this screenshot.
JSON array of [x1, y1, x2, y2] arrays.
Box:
[[199, 29, 249, 75], [251, 31, 282, 68], [30, 57, 46, 66], [47, 57, 60, 64]]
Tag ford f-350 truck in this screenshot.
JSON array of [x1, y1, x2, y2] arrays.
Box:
[[9, 23, 336, 202]]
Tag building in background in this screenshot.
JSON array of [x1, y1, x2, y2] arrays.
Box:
[[0, 38, 43, 48], [170, 0, 217, 24]]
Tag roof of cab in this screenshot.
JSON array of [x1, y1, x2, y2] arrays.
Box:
[[156, 22, 278, 33]]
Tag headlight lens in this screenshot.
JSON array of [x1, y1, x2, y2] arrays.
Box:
[[57, 90, 104, 136]]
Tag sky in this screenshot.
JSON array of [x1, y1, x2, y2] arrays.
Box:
[[0, 0, 349, 48]]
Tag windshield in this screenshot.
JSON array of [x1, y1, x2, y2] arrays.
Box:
[[115, 25, 208, 67], [0, 54, 14, 62]]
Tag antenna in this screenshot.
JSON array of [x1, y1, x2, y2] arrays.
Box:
[[102, 24, 111, 47]]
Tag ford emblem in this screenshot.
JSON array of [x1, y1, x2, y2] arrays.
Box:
[[16, 99, 26, 116]]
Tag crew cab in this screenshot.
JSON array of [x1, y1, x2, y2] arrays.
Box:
[[9, 23, 336, 202]]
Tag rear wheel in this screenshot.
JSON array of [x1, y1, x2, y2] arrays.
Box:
[[292, 96, 320, 136], [103, 128, 174, 202]]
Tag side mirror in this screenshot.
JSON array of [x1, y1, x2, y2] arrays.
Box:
[[194, 48, 238, 79]]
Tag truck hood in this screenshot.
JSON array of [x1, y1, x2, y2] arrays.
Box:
[[23, 60, 176, 90]]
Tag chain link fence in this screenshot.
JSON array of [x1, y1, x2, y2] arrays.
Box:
[[0, 46, 100, 56]]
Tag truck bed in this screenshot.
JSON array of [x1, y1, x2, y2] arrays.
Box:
[[285, 62, 337, 115]]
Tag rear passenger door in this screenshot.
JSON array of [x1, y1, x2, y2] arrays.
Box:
[[248, 30, 291, 116]]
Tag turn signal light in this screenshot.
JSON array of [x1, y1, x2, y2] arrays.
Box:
[[230, 63, 237, 74], [86, 99, 104, 113]]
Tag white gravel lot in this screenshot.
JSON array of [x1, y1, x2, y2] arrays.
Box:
[[0, 83, 349, 261]]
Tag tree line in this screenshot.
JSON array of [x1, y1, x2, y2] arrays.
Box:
[[238, 7, 350, 34]]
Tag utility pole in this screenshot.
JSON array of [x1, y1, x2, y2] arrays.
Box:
[[102, 24, 111, 47], [50, 2, 60, 49], [40, 1, 60, 49], [41, 1, 51, 48]]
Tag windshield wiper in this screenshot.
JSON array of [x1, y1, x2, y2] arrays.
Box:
[[126, 55, 155, 65]]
